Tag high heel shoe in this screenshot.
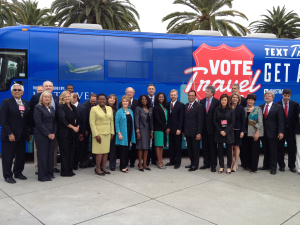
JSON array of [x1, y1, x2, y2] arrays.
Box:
[[94, 168, 105, 176], [218, 168, 224, 174]]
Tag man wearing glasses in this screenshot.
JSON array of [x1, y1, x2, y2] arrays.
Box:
[[0, 83, 31, 184]]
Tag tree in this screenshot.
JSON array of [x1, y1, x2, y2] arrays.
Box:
[[0, 0, 16, 27], [10, 0, 50, 26], [50, 0, 140, 31], [249, 6, 300, 39], [162, 0, 248, 36]]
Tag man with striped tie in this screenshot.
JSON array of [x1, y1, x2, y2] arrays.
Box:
[[0, 83, 31, 183]]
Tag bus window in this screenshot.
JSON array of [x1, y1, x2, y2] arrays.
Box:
[[0, 50, 27, 91]]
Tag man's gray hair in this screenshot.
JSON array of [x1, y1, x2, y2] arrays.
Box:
[[43, 80, 53, 87], [264, 91, 275, 99], [206, 85, 215, 94], [232, 83, 240, 90], [11, 83, 24, 92]]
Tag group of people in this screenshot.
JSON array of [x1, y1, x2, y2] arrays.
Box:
[[1, 81, 300, 184]]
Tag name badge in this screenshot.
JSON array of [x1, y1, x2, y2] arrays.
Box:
[[19, 106, 25, 111], [221, 120, 227, 127]]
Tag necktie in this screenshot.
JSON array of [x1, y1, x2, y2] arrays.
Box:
[[284, 102, 288, 118], [17, 100, 22, 106], [187, 103, 192, 114], [264, 104, 269, 119], [51, 96, 55, 111], [170, 102, 174, 110], [206, 99, 210, 114], [151, 97, 154, 108]]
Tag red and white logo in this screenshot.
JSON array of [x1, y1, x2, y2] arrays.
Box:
[[184, 44, 261, 99]]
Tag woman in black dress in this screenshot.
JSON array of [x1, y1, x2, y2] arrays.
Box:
[[57, 91, 80, 177], [213, 94, 235, 174], [230, 92, 245, 172], [135, 95, 153, 171]]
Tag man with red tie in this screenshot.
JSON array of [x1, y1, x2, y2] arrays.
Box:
[[277, 89, 299, 173], [259, 91, 284, 175]]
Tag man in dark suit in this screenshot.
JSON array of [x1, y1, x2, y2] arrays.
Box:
[[183, 90, 204, 171], [71, 93, 87, 169], [147, 84, 157, 165], [200, 86, 219, 172], [166, 89, 185, 169], [231, 83, 247, 107], [30, 80, 60, 174], [81, 93, 97, 168], [259, 91, 284, 175], [277, 89, 299, 173], [0, 84, 31, 183], [119, 87, 138, 167]]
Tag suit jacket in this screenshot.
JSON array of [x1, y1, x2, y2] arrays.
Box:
[[200, 97, 220, 135], [233, 105, 245, 132], [213, 107, 235, 144], [118, 98, 138, 112], [90, 105, 114, 137], [57, 104, 81, 138], [295, 105, 300, 134], [240, 96, 247, 107], [29, 92, 59, 131], [276, 100, 299, 136], [0, 97, 30, 142], [82, 100, 97, 133], [33, 104, 57, 137], [153, 104, 168, 132], [183, 101, 204, 138], [135, 106, 153, 130], [75, 103, 87, 135], [166, 101, 184, 134], [259, 102, 284, 139]]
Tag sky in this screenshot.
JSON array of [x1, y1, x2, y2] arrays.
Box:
[[24, 0, 299, 33]]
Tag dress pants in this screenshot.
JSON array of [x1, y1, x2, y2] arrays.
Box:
[[186, 136, 200, 168], [58, 137, 74, 176], [109, 136, 117, 169], [147, 137, 157, 165], [1, 140, 26, 179], [262, 137, 278, 170], [278, 129, 296, 169], [119, 145, 129, 170], [243, 136, 260, 171], [35, 134, 54, 181], [217, 143, 232, 169], [295, 134, 300, 172], [129, 143, 137, 166], [202, 132, 217, 169], [169, 133, 182, 166]]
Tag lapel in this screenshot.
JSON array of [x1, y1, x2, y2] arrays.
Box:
[[11, 97, 23, 119], [207, 98, 216, 113], [170, 101, 178, 113], [98, 105, 108, 117], [266, 103, 275, 118]]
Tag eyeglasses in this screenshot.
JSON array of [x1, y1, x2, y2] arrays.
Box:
[[12, 89, 22, 92]]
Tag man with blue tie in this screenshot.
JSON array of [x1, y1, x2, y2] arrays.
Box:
[[277, 89, 299, 173], [199, 86, 219, 172], [259, 91, 284, 175]]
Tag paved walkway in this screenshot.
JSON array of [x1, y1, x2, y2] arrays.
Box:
[[0, 156, 300, 225]]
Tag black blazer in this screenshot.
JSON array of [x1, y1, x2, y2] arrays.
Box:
[[118, 98, 138, 112], [76, 103, 87, 135], [82, 100, 97, 133], [213, 107, 235, 144], [33, 104, 57, 137], [183, 101, 204, 138], [57, 104, 81, 138], [200, 97, 220, 135], [233, 105, 245, 132], [153, 104, 168, 132], [276, 100, 299, 136], [29, 92, 59, 130], [166, 101, 185, 134], [240, 96, 247, 107], [259, 102, 285, 139], [0, 97, 30, 142]]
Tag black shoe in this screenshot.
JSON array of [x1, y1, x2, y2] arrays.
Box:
[[38, 178, 52, 182], [73, 166, 78, 170], [199, 166, 209, 170], [5, 177, 16, 184], [211, 168, 216, 172], [94, 168, 105, 176], [188, 167, 197, 172], [174, 165, 180, 169], [258, 166, 269, 170], [165, 162, 175, 166], [249, 170, 255, 173], [35, 172, 38, 175], [54, 168, 60, 173], [103, 170, 111, 174], [279, 167, 285, 172], [185, 165, 191, 168], [110, 168, 115, 171], [130, 164, 135, 168], [290, 168, 297, 173], [14, 174, 27, 180], [270, 170, 276, 175], [144, 167, 151, 171]]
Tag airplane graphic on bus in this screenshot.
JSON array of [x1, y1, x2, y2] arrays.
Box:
[[66, 61, 102, 73]]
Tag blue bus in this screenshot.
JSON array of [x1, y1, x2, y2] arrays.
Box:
[[1, 25, 300, 152]]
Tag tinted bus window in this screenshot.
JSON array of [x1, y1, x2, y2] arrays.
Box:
[[0, 50, 27, 91]]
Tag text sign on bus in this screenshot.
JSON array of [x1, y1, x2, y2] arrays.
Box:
[[184, 44, 261, 99]]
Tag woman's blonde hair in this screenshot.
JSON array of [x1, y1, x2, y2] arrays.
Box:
[[59, 91, 73, 104], [38, 91, 52, 107], [230, 92, 241, 105], [120, 95, 131, 107]]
